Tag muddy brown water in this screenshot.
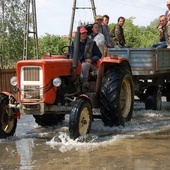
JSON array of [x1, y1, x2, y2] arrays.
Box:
[[0, 99, 170, 170]]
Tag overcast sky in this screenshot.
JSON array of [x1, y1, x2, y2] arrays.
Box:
[[36, 0, 166, 36]]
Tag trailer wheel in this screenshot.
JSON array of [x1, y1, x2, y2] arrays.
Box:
[[136, 89, 147, 101], [69, 97, 92, 140], [100, 68, 134, 127], [0, 95, 17, 138], [145, 86, 162, 110], [166, 83, 170, 102]]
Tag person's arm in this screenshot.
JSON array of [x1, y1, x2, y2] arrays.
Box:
[[114, 25, 122, 42], [165, 22, 170, 48], [110, 25, 120, 47], [104, 26, 113, 47]]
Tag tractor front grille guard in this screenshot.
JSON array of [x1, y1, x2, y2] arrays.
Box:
[[20, 66, 43, 100]]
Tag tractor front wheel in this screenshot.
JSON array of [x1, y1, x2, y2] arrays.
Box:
[[69, 97, 92, 140], [0, 95, 17, 138]]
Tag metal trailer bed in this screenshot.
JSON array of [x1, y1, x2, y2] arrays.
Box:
[[109, 48, 170, 75], [109, 48, 170, 109]]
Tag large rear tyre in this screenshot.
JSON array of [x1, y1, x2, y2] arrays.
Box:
[[100, 68, 134, 127], [145, 86, 162, 110], [69, 97, 92, 140], [0, 95, 17, 138]]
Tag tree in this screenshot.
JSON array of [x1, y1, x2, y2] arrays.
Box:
[[123, 17, 140, 48], [0, 0, 25, 67], [109, 16, 160, 48], [149, 18, 159, 29], [38, 34, 68, 56], [137, 26, 158, 48]]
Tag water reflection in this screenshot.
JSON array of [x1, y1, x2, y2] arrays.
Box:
[[16, 138, 34, 170], [0, 127, 169, 169], [10, 128, 169, 170]]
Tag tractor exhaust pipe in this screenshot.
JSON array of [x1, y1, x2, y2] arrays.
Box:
[[73, 26, 80, 68], [72, 26, 80, 81]]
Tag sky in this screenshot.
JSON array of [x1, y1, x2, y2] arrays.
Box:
[[35, 0, 166, 37]]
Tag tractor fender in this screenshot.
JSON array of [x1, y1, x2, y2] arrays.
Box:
[[96, 56, 132, 96], [97, 56, 132, 73], [78, 94, 92, 107], [0, 91, 20, 118], [0, 91, 16, 98], [0, 91, 18, 105]]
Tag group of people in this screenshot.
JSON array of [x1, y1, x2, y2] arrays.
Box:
[[70, 14, 128, 91], [71, 0, 170, 90], [152, 0, 170, 49], [91, 14, 129, 53]]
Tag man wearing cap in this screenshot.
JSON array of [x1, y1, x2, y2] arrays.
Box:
[[95, 15, 104, 33], [71, 26, 102, 89], [95, 15, 110, 46], [95, 15, 111, 56], [165, 0, 170, 21]]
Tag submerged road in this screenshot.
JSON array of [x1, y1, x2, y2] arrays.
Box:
[[0, 98, 170, 170]]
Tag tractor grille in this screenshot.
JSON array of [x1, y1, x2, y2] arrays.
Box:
[[20, 66, 43, 100], [23, 67, 40, 81]]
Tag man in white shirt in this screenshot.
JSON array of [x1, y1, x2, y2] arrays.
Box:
[[89, 22, 105, 57]]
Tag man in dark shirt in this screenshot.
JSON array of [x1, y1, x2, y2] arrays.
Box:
[[72, 26, 102, 85], [152, 15, 167, 48], [110, 16, 129, 48]]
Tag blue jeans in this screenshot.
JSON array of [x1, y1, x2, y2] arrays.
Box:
[[151, 41, 167, 48]]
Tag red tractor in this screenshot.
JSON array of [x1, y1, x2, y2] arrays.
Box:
[[0, 29, 134, 139]]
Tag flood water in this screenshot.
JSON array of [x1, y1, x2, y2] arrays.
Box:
[[0, 98, 170, 170]]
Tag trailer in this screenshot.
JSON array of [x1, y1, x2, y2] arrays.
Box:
[[109, 48, 170, 110]]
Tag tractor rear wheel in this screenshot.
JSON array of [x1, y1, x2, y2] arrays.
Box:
[[69, 97, 92, 140], [0, 95, 17, 138], [100, 68, 134, 127]]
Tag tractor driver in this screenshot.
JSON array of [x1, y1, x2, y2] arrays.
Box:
[[71, 26, 102, 91]]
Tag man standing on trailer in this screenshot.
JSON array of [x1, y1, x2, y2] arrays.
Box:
[[110, 16, 129, 48]]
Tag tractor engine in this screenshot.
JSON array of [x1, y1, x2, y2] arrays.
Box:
[[12, 55, 82, 115]]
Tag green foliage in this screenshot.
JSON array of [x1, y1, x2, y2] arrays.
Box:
[[123, 17, 140, 48], [109, 17, 159, 48], [38, 34, 68, 57], [0, 0, 25, 66], [137, 26, 158, 48], [0, 1, 163, 66], [149, 18, 159, 29]]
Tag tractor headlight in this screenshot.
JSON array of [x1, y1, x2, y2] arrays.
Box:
[[10, 76, 17, 86], [52, 77, 62, 87]]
